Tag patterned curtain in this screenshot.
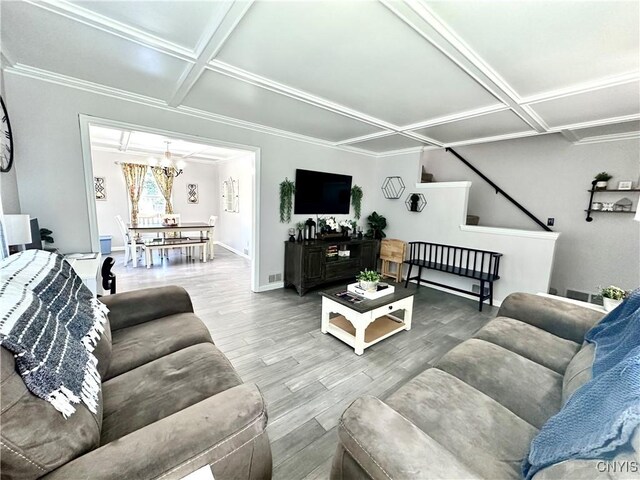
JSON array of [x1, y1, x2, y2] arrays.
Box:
[[120, 163, 148, 225], [151, 167, 174, 214]]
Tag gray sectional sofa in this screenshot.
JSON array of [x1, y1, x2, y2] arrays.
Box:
[[1, 286, 271, 480], [331, 293, 639, 480]]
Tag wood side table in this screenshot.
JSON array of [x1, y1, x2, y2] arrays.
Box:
[[320, 282, 415, 355]]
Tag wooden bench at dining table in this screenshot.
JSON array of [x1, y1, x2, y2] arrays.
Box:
[[127, 221, 214, 267], [144, 237, 210, 268]]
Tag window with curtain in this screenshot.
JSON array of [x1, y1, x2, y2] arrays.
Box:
[[138, 170, 167, 215]]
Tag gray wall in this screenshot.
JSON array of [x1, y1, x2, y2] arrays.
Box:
[[4, 73, 377, 289], [0, 64, 20, 213], [422, 134, 640, 296]]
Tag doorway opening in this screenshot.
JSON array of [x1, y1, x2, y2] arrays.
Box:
[[79, 115, 260, 292]]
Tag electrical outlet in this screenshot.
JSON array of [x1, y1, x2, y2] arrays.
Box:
[[547, 217, 555, 226]]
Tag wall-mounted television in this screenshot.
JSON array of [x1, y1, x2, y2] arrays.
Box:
[[294, 169, 352, 215]]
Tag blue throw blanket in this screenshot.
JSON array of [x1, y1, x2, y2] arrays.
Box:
[[0, 250, 108, 417], [523, 289, 640, 479]]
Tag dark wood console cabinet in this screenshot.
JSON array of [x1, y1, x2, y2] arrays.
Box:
[[284, 239, 379, 296]]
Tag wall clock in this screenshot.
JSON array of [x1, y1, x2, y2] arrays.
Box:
[[1, 97, 14, 173]]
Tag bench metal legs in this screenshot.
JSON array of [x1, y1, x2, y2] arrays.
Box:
[[404, 263, 413, 288]]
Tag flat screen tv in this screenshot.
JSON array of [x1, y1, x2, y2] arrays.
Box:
[[294, 169, 352, 215]]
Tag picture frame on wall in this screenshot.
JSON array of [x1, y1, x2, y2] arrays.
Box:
[[187, 183, 199, 204], [94, 177, 106, 200], [618, 181, 633, 190]]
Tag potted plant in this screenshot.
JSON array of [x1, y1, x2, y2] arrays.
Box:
[[279, 178, 295, 223], [357, 269, 381, 292], [39, 228, 54, 249], [594, 172, 612, 190], [339, 219, 352, 237], [409, 193, 420, 212], [600, 285, 627, 312], [350, 185, 363, 219], [366, 211, 387, 239]]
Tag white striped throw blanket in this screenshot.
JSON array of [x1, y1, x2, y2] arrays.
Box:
[[0, 250, 108, 417]]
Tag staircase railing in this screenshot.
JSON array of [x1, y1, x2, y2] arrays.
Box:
[[445, 147, 552, 232]]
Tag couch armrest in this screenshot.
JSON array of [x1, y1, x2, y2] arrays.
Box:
[[43, 384, 271, 480], [100, 286, 194, 331], [498, 293, 604, 343], [331, 396, 480, 480]]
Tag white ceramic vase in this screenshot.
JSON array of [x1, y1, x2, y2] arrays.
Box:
[[603, 297, 622, 312], [595, 181, 608, 190], [359, 280, 379, 292]]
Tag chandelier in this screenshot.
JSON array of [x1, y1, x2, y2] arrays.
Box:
[[148, 141, 185, 178]]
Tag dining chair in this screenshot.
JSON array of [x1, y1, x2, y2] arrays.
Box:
[[114, 215, 146, 266], [207, 215, 218, 260]]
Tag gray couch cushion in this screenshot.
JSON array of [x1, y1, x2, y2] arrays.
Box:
[[475, 316, 580, 374], [105, 312, 213, 380], [1, 348, 102, 480], [101, 342, 242, 444], [436, 339, 563, 429], [386, 368, 538, 480], [336, 396, 480, 479], [93, 315, 112, 380], [497, 292, 603, 343], [43, 384, 271, 480], [562, 342, 595, 406]]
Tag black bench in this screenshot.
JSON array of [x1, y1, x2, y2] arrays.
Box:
[[404, 241, 502, 311]]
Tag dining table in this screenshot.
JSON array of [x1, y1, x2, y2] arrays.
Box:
[[127, 222, 214, 268]]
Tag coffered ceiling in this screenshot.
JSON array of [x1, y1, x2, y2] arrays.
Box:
[[89, 125, 247, 163], [2, 1, 639, 155]]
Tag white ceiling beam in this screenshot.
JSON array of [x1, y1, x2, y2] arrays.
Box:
[[382, 0, 547, 133], [27, 0, 195, 62], [168, 1, 254, 107], [206, 60, 400, 132]]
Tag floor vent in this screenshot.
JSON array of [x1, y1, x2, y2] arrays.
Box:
[[472, 283, 490, 296], [268, 273, 282, 283]]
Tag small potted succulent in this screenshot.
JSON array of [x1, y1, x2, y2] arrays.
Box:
[[600, 285, 627, 312], [594, 172, 612, 190], [357, 269, 381, 292]]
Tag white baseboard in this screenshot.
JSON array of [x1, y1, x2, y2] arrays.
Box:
[[408, 279, 503, 308], [254, 282, 284, 292], [214, 241, 250, 260]]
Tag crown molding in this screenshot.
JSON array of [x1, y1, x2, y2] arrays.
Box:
[[521, 72, 640, 105], [547, 114, 640, 133], [444, 129, 542, 148], [375, 146, 427, 158], [7, 63, 168, 106], [572, 131, 640, 146], [27, 0, 196, 62], [4, 63, 378, 157]]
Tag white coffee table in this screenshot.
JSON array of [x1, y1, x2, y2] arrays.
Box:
[[320, 282, 415, 355]]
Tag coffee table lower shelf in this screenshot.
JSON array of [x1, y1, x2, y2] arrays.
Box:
[[327, 315, 406, 351]]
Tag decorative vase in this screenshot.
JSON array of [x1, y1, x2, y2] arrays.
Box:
[[358, 280, 378, 292], [297, 230, 303, 242], [595, 181, 608, 190], [603, 297, 622, 312]]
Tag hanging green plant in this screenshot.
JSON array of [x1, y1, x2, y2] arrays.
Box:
[[351, 185, 363, 220], [279, 178, 295, 223]]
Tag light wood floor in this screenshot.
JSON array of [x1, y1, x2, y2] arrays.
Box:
[[111, 247, 497, 479]]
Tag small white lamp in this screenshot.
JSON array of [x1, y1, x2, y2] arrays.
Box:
[[3, 215, 32, 253]]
